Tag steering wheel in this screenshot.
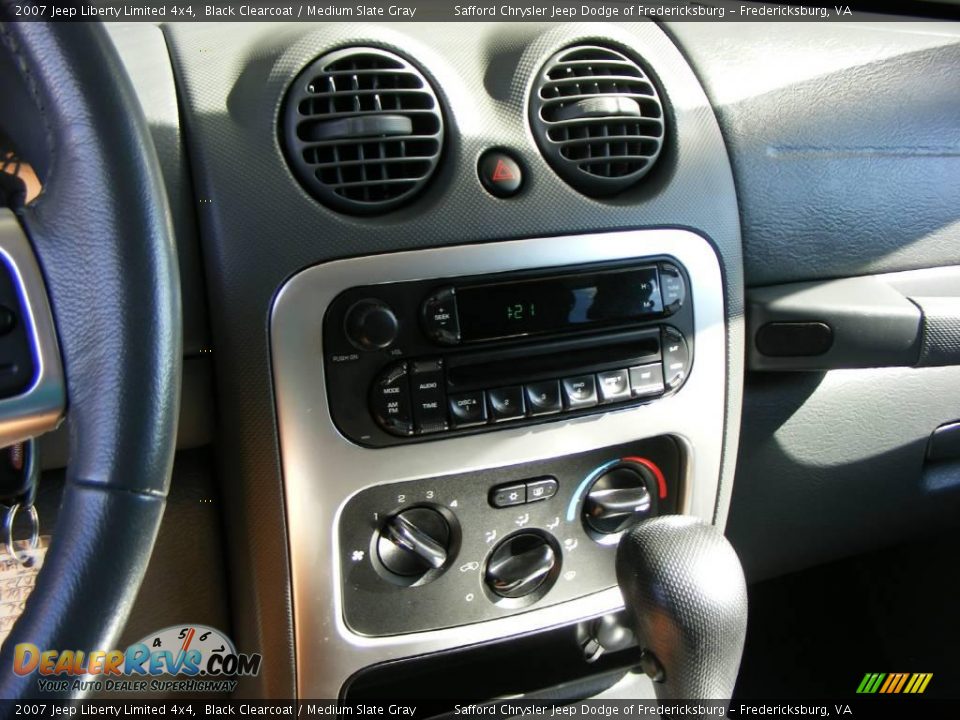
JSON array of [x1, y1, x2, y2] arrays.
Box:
[[0, 19, 181, 698]]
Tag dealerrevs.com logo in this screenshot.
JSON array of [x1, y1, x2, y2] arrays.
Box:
[[12, 625, 262, 694]]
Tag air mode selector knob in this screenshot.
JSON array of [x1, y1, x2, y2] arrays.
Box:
[[344, 299, 399, 351], [485, 532, 559, 600], [583, 464, 658, 536], [377, 507, 451, 578]]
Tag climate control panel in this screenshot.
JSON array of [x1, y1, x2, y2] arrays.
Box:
[[338, 437, 680, 636]]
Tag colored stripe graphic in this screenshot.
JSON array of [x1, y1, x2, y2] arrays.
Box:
[[893, 673, 909, 693], [858, 672, 932, 694], [857, 673, 885, 693]]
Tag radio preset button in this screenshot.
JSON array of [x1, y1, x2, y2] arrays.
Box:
[[449, 391, 487, 428], [488, 386, 525, 421], [629, 363, 665, 398], [490, 483, 527, 508], [524, 380, 562, 416], [421, 287, 461, 346], [597, 369, 631, 403], [562, 375, 598, 409], [411, 359, 448, 433], [371, 362, 414, 436]]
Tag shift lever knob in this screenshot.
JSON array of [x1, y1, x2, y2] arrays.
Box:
[[616, 515, 748, 700]]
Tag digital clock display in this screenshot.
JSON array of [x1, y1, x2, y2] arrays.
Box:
[[457, 266, 663, 342]]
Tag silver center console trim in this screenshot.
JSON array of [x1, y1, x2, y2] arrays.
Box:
[[0, 210, 65, 447], [270, 229, 729, 697]]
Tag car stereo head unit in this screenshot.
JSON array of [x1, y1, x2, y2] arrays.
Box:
[[322, 257, 692, 447]]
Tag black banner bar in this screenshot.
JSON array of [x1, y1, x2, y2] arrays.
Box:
[[0, 699, 959, 719], [1, 0, 959, 23]]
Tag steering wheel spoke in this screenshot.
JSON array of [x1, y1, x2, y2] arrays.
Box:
[[0, 209, 64, 447]]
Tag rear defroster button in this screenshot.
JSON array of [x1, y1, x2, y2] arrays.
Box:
[[526, 477, 558, 503]]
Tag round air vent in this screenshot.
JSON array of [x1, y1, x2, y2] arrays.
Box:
[[530, 45, 665, 197], [282, 47, 444, 215]]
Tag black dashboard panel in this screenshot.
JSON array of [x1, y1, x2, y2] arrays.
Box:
[[162, 20, 742, 696]]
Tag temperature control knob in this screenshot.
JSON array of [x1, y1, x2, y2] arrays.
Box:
[[344, 299, 399, 351], [377, 507, 451, 578], [584, 463, 658, 536], [485, 532, 559, 600]]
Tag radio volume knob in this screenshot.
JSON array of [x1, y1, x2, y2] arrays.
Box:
[[344, 299, 399, 351]]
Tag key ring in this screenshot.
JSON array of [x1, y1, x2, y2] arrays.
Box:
[[4, 502, 39, 568]]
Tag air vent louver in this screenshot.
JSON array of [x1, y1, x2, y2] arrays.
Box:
[[282, 47, 444, 214], [530, 45, 665, 197]]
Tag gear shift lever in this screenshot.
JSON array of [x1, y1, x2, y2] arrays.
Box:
[[615, 515, 748, 700]]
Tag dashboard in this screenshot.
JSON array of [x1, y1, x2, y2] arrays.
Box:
[[85, 17, 960, 701], [152, 19, 743, 698]]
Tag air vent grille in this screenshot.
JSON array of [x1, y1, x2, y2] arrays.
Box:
[[530, 45, 665, 196], [282, 48, 444, 214]]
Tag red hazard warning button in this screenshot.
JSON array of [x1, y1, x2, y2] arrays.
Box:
[[478, 150, 523, 198]]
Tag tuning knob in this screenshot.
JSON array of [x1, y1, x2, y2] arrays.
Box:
[[583, 463, 658, 536], [485, 532, 559, 602], [377, 507, 451, 578], [344, 299, 399, 351]]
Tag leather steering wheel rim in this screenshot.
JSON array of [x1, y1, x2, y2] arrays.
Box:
[[0, 20, 181, 698]]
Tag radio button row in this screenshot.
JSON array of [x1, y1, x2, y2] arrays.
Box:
[[449, 391, 487, 428], [629, 363, 665, 397], [371, 327, 687, 437], [597, 369, 631, 403], [562, 375, 598, 409], [525, 380, 562, 416], [488, 386, 525, 422]]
